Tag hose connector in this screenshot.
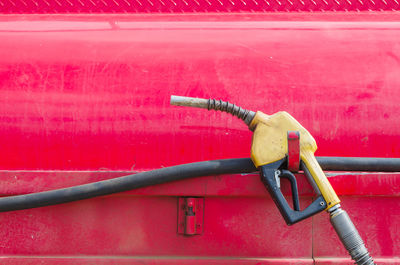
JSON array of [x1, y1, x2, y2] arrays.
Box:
[[329, 205, 375, 265], [170, 95, 255, 126]]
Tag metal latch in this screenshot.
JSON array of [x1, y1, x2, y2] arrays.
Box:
[[177, 197, 204, 236]]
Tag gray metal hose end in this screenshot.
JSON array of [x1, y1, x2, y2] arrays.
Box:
[[170, 95, 255, 126], [170, 95, 209, 109], [329, 206, 375, 265]]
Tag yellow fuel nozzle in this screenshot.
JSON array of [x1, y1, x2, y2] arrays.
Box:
[[171, 95, 374, 264], [249, 110, 340, 209], [171, 95, 340, 209]]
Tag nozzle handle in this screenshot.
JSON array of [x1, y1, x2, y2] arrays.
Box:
[[259, 159, 327, 225]]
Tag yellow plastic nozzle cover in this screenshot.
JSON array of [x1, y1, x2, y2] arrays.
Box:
[[249, 111, 340, 209]]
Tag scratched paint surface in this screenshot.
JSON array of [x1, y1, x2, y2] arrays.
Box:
[[0, 171, 398, 263], [0, 13, 399, 264], [1, 14, 400, 171]]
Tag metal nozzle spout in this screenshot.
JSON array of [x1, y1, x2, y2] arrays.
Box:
[[170, 95, 255, 126], [170, 95, 209, 109]]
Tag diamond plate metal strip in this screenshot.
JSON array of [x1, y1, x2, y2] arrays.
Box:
[[0, 0, 399, 12]]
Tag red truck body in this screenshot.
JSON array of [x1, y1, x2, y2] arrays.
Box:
[[0, 11, 399, 264]]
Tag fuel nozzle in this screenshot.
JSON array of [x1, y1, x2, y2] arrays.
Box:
[[170, 95, 256, 126], [171, 95, 375, 265]]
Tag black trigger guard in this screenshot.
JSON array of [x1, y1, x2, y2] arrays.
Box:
[[279, 170, 301, 211], [260, 161, 327, 225]]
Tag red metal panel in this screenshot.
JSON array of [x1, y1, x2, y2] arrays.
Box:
[[0, 13, 399, 264], [0, 170, 398, 263], [0, 196, 314, 257], [0, 257, 313, 265], [1, 14, 400, 171]]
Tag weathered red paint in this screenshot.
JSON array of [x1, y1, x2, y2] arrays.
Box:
[[0, 257, 314, 264], [1, 14, 400, 171], [0, 13, 399, 264]]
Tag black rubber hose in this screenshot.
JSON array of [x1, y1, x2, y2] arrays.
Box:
[[317, 157, 400, 172], [0, 158, 255, 212], [0, 156, 399, 212]]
